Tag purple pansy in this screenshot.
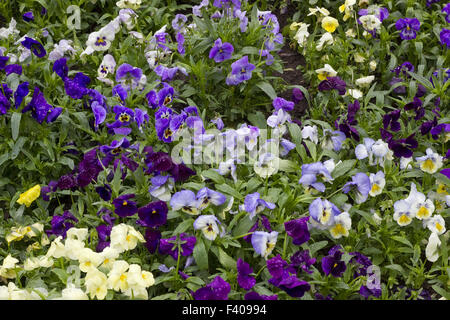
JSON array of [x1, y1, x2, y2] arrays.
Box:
[[46, 211, 78, 239], [342, 172, 371, 204], [395, 18, 420, 40], [112, 194, 138, 217], [227, 56, 255, 85], [144, 228, 161, 254], [321, 245, 347, 277], [237, 258, 256, 290], [272, 97, 294, 112], [244, 292, 278, 300], [159, 233, 196, 260], [284, 217, 310, 245], [209, 38, 234, 63], [193, 276, 231, 300], [242, 192, 276, 220], [290, 250, 316, 274], [21, 37, 46, 57], [318, 76, 346, 95], [136, 200, 168, 228], [388, 133, 418, 158]]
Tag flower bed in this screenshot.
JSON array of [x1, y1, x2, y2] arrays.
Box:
[[0, 0, 448, 300]]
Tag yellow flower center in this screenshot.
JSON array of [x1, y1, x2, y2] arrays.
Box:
[[437, 184, 448, 195], [123, 201, 128, 206], [120, 274, 127, 282], [163, 96, 172, 105], [436, 223, 443, 232], [331, 223, 346, 237], [421, 159, 435, 172], [417, 206, 430, 219], [119, 113, 131, 123], [371, 184, 381, 194], [152, 209, 157, 214], [126, 235, 132, 242], [399, 214, 411, 225]]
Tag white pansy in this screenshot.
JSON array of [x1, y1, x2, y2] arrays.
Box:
[[425, 232, 441, 262], [329, 212, 352, 239], [301, 125, 319, 144], [425, 215, 446, 235], [356, 75, 375, 87]]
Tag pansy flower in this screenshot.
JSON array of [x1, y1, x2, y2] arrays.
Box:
[[369, 171, 385, 197], [308, 198, 341, 229], [196, 187, 226, 210], [415, 148, 443, 174], [112, 194, 138, 217], [193, 215, 222, 241], [315, 64, 337, 81], [393, 199, 415, 226], [46, 211, 78, 239], [227, 56, 255, 85], [144, 228, 161, 254], [14, 82, 29, 109], [343, 172, 371, 204], [388, 133, 418, 158], [251, 231, 278, 259], [284, 217, 310, 245], [116, 63, 143, 89], [21, 37, 46, 57], [209, 38, 234, 63], [321, 245, 347, 277], [170, 190, 200, 215], [193, 276, 230, 300], [290, 250, 316, 274], [136, 201, 168, 228], [84, 24, 116, 54], [298, 161, 334, 193], [318, 76, 346, 95], [425, 215, 446, 235], [236, 258, 256, 290], [321, 16, 339, 33], [241, 192, 276, 220], [321, 129, 346, 152], [159, 233, 196, 261], [395, 18, 420, 40], [328, 212, 352, 239]]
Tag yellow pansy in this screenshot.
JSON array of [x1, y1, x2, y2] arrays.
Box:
[[17, 185, 41, 207], [321, 16, 339, 33]]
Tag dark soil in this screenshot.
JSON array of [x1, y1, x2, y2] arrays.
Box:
[[273, 3, 310, 121]]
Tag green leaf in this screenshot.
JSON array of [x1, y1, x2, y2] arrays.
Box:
[[193, 239, 208, 270], [215, 183, 244, 200], [391, 236, 413, 248], [256, 82, 277, 100], [432, 285, 450, 300], [11, 112, 21, 141], [247, 111, 267, 129], [309, 241, 328, 256], [332, 159, 356, 179], [10, 137, 27, 160], [59, 157, 75, 170], [51, 268, 68, 285], [217, 248, 236, 269], [173, 218, 194, 235], [201, 169, 225, 184], [385, 264, 405, 273]]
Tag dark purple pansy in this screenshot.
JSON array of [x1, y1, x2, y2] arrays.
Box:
[[430, 123, 450, 140], [321, 245, 347, 277], [237, 258, 256, 290], [383, 109, 401, 132], [169, 162, 196, 182], [56, 174, 77, 190], [112, 194, 138, 217], [349, 251, 372, 277], [193, 276, 231, 300], [244, 292, 278, 300], [388, 133, 418, 158], [46, 211, 78, 238], [22, 86, 52, 123], [41, 181, 57, 201], [14, 82, 29, 108], [159, 233, 196, 260], [21, 37, 46, 57], [144, 228, 161, 254], [318, 76, 346, 95], [290, 250, 316, 274], [76, 148, 104, 188], [284, 217, 310, 245], [95, 184, 112, 201], [227, 56, 255, 85], [359, 285, 381, 299], [136, 200, 168, 228], [292, 87, 304, 104]]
